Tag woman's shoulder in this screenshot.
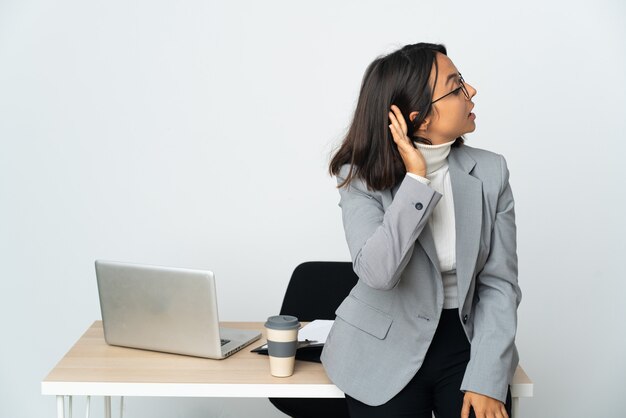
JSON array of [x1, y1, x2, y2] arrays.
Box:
[[335, 164, 389, 198], [336, 164, 370, 191], [455, 144, 511, 191], [455, 144, 511, 178], [457, 143, 507, 164], [337, 163, 353, 180]]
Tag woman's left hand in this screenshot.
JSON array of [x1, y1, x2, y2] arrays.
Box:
[[461, 391, 508, 418]]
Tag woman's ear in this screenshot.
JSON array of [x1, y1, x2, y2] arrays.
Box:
[[410, 111, 429, 132]]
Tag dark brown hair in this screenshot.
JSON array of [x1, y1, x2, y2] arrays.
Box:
[[329, 42, 464, 191]]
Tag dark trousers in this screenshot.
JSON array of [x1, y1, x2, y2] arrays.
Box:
[[345, 309, 512, 418]]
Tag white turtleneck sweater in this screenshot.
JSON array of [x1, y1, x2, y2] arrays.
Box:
[[406, 139, 458, 309]]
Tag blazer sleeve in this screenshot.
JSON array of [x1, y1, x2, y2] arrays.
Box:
[[460, 155, 522, 403], [337, 167, 442, 290]]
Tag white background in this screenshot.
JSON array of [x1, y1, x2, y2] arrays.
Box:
[[1, 1, 624, 417]]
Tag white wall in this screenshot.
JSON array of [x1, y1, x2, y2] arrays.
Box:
[[1, 1, 624, 417]]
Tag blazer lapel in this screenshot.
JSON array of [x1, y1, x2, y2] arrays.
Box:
[[448, 146, 483, 303]]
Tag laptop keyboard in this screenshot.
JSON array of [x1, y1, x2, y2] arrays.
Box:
[[220, 339, 231, 346]]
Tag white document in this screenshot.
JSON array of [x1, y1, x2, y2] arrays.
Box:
[[298, 319, 334, 344]]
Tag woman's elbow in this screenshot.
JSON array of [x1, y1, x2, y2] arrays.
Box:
[[352, 255, 398, 291]]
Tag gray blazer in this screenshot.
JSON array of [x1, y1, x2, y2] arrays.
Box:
[[321, 144, 521, 406]]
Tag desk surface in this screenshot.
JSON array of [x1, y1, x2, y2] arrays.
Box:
[[42, 321, 533, 398]]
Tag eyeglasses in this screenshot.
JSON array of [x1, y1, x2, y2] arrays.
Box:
[[431, 73, 470, 104]]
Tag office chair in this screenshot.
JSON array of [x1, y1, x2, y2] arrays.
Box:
[[268, 261, 358, 418]]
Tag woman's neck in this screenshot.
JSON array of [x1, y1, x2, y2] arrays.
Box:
[[412, 139, 455, 174]]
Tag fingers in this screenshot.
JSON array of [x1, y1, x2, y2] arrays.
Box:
[[500, 403, 509, 418], [388, 109, 411, 148], [461, 395, 471, 418], [388, 112, 404, 143], [463, 401, 508, 418], [388, 104, 427, 175], [388, 120, 408, 147], [390, 104, 408, 133], [388, 122, 414, 157], [388, 105, 408, 139], [387, 120, 404, 144]]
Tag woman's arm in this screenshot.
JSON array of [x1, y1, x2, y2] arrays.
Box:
[[337, 169, 442, 290], [336, 105, 441, 290], [460, 154, 522, 403]]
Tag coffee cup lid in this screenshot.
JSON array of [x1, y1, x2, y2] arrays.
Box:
[[265, 315, 300, 330]]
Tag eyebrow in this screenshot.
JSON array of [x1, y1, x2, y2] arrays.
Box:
[[445, 72, 460, 86]]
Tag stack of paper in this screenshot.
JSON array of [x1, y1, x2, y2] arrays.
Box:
[[298, 320, 334, 346]]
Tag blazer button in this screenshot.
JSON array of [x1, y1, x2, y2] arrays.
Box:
[[415, 202, 423, 210], [463, 314, 468, 324]]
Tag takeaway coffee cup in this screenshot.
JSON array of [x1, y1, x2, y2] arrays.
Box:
[[264, 315, 301, 377]]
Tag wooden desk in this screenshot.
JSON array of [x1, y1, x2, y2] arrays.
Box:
[[42, 321, 533, 418]]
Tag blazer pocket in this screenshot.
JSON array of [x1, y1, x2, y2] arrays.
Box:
[[335, 295, 393, 340]]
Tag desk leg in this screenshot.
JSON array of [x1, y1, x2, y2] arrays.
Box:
[[511, 397, 519, 418], [57, 396, 65, 418], [104, 396, 111, 418], [85, 396, 91, 418]]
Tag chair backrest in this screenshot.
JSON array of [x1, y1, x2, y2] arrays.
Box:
[[279, 261, 359, 322]]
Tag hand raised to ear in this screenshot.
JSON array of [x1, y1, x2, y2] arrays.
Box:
[[388, 105, 427, 177]]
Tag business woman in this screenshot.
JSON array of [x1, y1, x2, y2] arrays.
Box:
[[321, 43, 521, 418]]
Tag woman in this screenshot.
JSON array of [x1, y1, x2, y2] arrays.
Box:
[[321, 42, 521, 418]]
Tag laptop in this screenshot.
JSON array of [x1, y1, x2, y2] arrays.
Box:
[[95, 260, 261, 359]]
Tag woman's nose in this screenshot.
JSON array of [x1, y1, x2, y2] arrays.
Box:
[[466, 82, 477, 98]]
